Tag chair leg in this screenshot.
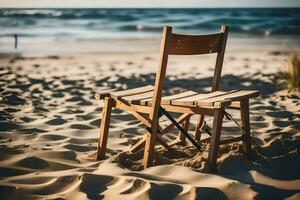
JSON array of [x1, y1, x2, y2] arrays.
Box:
[[195, 114, 205, 142], [208, 108, 224, 172], [240, 99, 252, 156], [143, 130, 157, 169], [143, 112, 160, 168], [96, 97, 113, 160]]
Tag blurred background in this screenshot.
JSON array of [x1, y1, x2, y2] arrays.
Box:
[[0, 6, 300, 54]]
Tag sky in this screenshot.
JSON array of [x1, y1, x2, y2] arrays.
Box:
[[0, 0, 300, 8]]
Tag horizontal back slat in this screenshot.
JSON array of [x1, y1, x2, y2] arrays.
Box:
[[168, 33, 224, 55]]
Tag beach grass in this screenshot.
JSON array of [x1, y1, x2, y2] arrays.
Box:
[[281, 53, 300, 93]]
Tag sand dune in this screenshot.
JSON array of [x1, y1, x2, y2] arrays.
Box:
[[0, 50, 299, 199]]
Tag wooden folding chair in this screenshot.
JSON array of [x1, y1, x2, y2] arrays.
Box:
[[95, 25, 260, 172]]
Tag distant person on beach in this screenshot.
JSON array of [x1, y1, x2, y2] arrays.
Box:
[[14, 34, 18, 49]]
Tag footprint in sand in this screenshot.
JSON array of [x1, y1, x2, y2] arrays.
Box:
[[66, 96, 85, 102], [52, 92, 65, 98], [30, 175, 80, 195], [79, 173, 117, 197], [45, 118, 67, 125], [272, 120, 296, 127], [4, 108, 20, 113], [61, 80, 78, 85], [60, 109, 84, 114], [77, 100, 93, 106], [2, 93, 26, 106], [34, 106, 49, 113], [38, 134, 68, 141], [250, 115, 265, 121], [76, 114, 95, 121], [70, 124, 94, 130], [266, 111, 295, 119], [0, 121, 21, 132], [147, 182, 183, 200], [119, 178, 149, 195], [252, 105, 277, 111], [89, 119, 100, 127], [64, 144, 96, 152], [20, 128, 47, 134], [0, 167, 29, 179], [20, 116, 36, 123], [16, 156, 49, 169], [0, 145, 27, 155]]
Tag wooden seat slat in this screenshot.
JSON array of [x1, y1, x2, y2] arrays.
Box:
[[161, 90, 198, 104], [171, 91, 232, 106], [196, 90, 260, 106], [97, 88, 259, 109], [139, 90, 198, 106], [110, 85, 154, 99], [123, 91, 154, 104]]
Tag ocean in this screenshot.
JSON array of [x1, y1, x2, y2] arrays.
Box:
[[0, 8, 300, 53]]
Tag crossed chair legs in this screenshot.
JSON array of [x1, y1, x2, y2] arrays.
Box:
[[96, 97, 252, 172]]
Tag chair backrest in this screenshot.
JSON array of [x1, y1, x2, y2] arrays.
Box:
[[149, 25, 229, 121]]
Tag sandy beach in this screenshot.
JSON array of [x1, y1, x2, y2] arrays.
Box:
[[0, 45, 299, 199]]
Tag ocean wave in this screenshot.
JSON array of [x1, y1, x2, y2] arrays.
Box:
[[118, 24, 162, 31], [1, 9, 63, 18], [0, 9, 138, 21], [0, 8, 299, 38]]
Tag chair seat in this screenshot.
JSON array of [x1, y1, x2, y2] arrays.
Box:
[[95, 85, 260, 108]]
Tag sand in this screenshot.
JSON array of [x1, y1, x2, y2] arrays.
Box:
[[0, 49, 299, 199]]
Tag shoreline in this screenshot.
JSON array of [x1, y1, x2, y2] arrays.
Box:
[[1, 35, 300, 54]]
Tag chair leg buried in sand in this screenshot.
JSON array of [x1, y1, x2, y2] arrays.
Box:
[[95, 25, 260, 172]]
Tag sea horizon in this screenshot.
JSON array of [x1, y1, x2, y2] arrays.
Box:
[[1, 8, 300, 53]]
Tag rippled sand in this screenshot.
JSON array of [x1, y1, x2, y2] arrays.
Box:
[[0, 50, 299, 199]]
